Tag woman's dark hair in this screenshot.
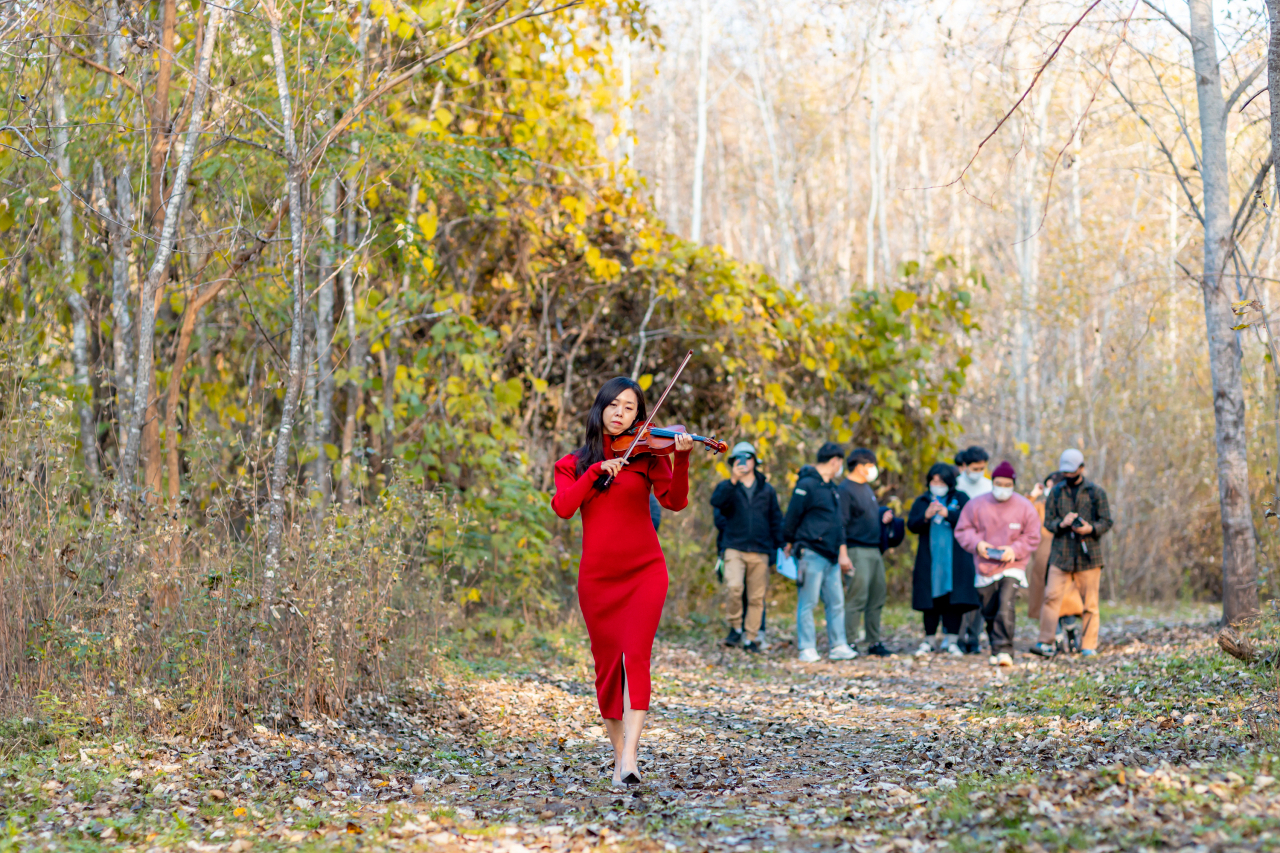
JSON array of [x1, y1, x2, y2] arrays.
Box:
[[574, 377, 647, 477], [925, 462, 957, 490]]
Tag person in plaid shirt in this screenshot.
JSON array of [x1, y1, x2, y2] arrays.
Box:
[[1029, 449, 1113, 658]]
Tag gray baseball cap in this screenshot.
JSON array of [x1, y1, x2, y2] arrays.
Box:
[[1058, 448, 1085, 473], [729, 441, 757, 462]]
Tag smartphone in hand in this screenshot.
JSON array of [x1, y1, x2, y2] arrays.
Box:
[[986, 548, 1005, 561]]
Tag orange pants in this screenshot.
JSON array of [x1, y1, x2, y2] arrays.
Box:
[[1037, 566, 1101, 650]]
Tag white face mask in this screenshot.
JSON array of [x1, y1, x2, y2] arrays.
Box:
[[929, 484, 949, 498], [961, 470, 983, 484], [865, 465, 879, 483], [992, 485, 1014, 502]]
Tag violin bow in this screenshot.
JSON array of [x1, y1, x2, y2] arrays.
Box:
[[600, 349, 694, 488]]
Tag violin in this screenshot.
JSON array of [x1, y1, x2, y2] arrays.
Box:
[[610, 425, 729, 457]]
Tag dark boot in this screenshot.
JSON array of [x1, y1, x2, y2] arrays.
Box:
[[723, 628, 743, 647], [1060, 616, 1082, 653]]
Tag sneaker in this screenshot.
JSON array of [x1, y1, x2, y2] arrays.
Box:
[[829, 644, 858, 661], [723, 628, 743, 648], [988, 655, 999, 666], [867, 643, 891, 657], [742, 641, 762, 654], [914, 641, 934, 657], [944, 642, 963, 656], [1028, 642, 1057, 658], [996, 652, 1014, 667], [1080, 648, 1098, 657], [798, 648, 821, 663]]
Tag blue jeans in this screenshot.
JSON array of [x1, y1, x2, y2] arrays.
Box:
[[795, 549, 848, 651]]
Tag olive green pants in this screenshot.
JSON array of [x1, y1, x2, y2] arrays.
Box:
[[843, 546, 886, 648]]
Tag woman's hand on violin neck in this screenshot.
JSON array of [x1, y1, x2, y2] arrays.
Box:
[[600, 457, 629, 478], [673, 433, 694, 452]]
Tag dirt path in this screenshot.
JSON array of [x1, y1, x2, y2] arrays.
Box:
[[3, 614, 1278, 851]]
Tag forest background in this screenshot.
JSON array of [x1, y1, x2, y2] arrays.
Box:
[[0, 0, 1275, 729]]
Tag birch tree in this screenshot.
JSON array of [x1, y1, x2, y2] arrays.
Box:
[[690, 0, 710, 243], [116, 3, 222, 495], [53, 56, 99, 479], [1186, 0, 1260, 622], [260, 0, 309, 591]]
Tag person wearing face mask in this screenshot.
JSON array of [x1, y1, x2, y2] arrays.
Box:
[[710, 442, 783, 653], [907, 463, 978, 655], [1027, 473, 1087, 652], [1030, 449, 1113, 658], [839, 448, 897, 656], [953, 446, 991, 654], [782, 442, 858, 662], [955, 446, 992, 498], [953, 461, 1042, 666]]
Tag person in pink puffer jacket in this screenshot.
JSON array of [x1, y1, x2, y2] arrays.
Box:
[[953, 460, 1041, 666]]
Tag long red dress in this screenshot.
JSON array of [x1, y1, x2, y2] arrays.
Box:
[[552, 443, 689, 718]]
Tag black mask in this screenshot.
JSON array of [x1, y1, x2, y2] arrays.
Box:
[[1065, 471, 1084, 484]]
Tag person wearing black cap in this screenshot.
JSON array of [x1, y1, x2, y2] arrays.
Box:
[[782, 442, 858, 662], [710, 441, 783, 653]]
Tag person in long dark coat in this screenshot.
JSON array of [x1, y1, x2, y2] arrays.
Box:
[[907, 462, 979, 655]]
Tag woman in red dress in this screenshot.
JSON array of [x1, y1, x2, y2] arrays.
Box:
[[552, 377, 693, 786]]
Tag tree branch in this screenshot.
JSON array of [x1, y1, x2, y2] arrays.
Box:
[[303, 0, 582, 174], [949, 0, 1104, 187], [1106, 75, 1205, 225], [53, 37, 141, 95], [1139, 0, 1191, 43], [1225, 60, 1266, 115], [1231, 153, 1273, 239]]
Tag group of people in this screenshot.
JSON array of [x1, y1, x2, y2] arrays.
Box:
[[709, 442, 1113, 665], [550, 375, 1113, 787]]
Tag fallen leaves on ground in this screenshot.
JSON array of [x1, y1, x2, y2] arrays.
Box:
[[1, 611, 1278, 852]]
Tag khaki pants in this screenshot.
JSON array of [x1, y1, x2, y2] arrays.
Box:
[[1037, 566, 1102, 650], [1028, 556, 1084, 621], [724, 549, 769, 643], [843, 546, 886, 648]]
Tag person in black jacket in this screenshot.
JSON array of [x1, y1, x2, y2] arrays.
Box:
[[906, 463, 978, 656], [709, 442, 782, 653], [838, 448, 897, 656], [782, 442, 857, 662]]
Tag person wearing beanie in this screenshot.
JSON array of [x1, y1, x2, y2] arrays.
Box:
[[709, 441, 783, 653], [953, 460, 1042, 666], [781, 442, 858, 662], [1030, 450, 1113, 658]]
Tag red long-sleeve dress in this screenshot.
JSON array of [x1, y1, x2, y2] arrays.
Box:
[[552, 443, 690, 718]]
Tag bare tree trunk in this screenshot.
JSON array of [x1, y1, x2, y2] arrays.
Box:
[[116, 4, 221, 496], [1270, 0, 1280, 208], [147, 0, 177, 227], [750, 60, 795, 283], [313, 177, 338, 507], [337, 205, 363, 506], [262, 0, 310, 591], [53, 57, 100, 479], [110, 165, 134, 450], [865, 33, 880, 289], [690, 0, 709, 243], [338, 0, 371, 507], [1190, 0, 1259, 623]]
